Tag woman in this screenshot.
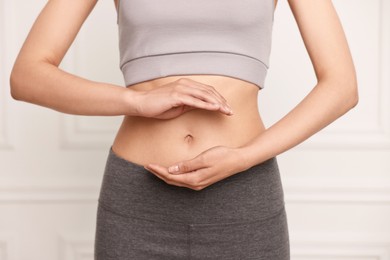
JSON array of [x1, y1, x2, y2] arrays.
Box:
[[10, 0, 358, 259]]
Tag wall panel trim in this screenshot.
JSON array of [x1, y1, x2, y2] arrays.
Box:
[[300, 0, 390, 150], [0, 0, 12, 149], [58, 233, 93, 260], [0, 181, 389, 204], [291, 232, 390, 260]]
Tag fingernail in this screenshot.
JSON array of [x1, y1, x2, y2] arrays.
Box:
[[168, 165, 179, 173], [225, 106, 233, 114]]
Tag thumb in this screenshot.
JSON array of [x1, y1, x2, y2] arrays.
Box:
[[180, 105, 197, 115], [168, 156, 204, 174], [156, 105, 195, 120]]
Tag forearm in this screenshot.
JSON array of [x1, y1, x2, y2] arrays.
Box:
[[238, 79, 358, 169], [10, 61, 138, 116]]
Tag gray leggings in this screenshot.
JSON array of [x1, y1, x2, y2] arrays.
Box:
[[94, 147, 290, 259]]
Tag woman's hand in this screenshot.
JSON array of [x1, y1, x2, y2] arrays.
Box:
[[144, 145, 249, 191], [133, 78, 234, 120]]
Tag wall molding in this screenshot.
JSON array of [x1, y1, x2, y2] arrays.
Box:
[[57, 3, 122, 150], [0, 186, 99, 203], [289, 0, 390, 150], [58, 233, 93, 260], [300, 130, 390, 150], [59, 114, 119, 149], [377, 0, 390, 149], [283, 177, 390, 204], [0, 234, 17, 260], [291, 232, 390, 260], [286, 186, 390, 204], [0, 241, 6, 260], [0, 180, 389, 204], [0, 0, 12, 149]]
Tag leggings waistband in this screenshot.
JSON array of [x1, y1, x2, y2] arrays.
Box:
[[97, 146, 285, 225]]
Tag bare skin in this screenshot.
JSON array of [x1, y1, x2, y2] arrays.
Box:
[[10, 0, 358, 191]]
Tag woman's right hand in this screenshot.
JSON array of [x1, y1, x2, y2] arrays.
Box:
[[132, 78, 234, 120]]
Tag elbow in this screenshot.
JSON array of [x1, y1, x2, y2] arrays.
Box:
[[349, 87, 359, 109], [9, 67, 23, 101], [338, 81, 359, 112], [323, 71, 359, 111], [345, 76, 359, 110], [10, 59, 54, 102], [9, 61, 36, 102]]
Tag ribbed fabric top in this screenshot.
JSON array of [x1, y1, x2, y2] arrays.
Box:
[[117, 0, 274, 89]]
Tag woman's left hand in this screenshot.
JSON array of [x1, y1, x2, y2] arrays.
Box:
[[144, 145, 249, 191]]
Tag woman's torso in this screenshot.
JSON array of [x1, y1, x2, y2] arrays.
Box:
[[112, 75, 266, 167], [111, 0, 278, 167]]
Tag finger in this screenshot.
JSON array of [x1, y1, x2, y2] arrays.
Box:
[[154, 105, 188, 120], [178, 78, 231, 112], [147, 164, 210, 190], [175, 79, 233, 114], [184, 86, 233, 115], [184, 78, 228, 103], [179, 85, 223, 107], [187, 82, 231, 112], [196, 82, 228, 104], [145, 164, 193, 188], [168, 156, 207, 174], [175, 94, 233, 115]]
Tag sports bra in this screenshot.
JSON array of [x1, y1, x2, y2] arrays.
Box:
[[117, 0, 275, 89]]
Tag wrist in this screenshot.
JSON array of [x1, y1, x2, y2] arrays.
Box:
[[236, 136, 269, 170], [235, 146, 254, 171], [123, 88, 145, 116]]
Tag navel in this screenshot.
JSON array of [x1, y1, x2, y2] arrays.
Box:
[[184, 134, 194, 144]]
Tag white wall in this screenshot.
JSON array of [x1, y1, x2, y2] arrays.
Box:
[[1, 0, 389, 259]]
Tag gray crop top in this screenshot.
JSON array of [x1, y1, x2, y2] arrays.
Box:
[[117, 0, 274, 89]]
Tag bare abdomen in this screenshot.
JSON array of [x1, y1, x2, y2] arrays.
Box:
[[112, 74, 266, 167]]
